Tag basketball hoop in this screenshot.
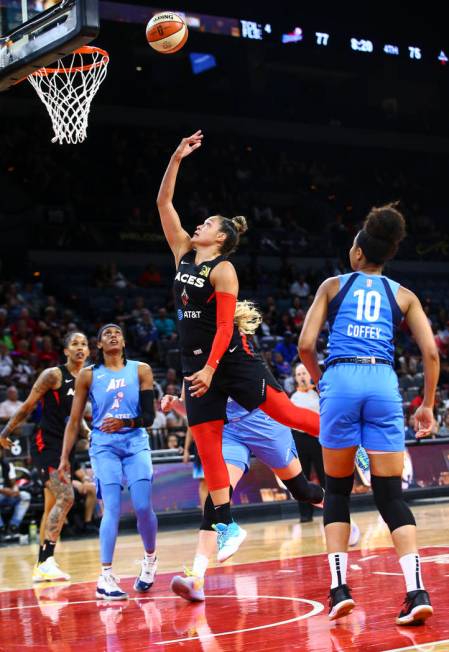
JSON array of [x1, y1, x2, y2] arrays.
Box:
[[28, 45, 109, 145]]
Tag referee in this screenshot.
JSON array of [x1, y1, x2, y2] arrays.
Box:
[[290, 363, 324, 522]]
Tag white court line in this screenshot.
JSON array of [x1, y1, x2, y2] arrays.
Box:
[[0, 592, 325, 647], [373, 572, 403, 576], [383, 638, 449, 652], [358, 555, 379, 562], [0, 594, 173, 612], [153, 595, 324, 646]]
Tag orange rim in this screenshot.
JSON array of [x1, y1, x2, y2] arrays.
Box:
[[30, 46, 109, 76]]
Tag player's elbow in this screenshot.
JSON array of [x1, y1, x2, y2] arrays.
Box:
[[298, 334, 315, 357], [423, 345, 440, 366], [156, 193, 170, 208]]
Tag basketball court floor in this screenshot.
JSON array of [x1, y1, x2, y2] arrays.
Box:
[[1, 501, 448, 651]]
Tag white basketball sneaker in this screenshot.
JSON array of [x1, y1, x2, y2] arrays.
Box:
[[96, 573, 128, 600], [134, 556, 158, 592], [32, 557, 70, 582]]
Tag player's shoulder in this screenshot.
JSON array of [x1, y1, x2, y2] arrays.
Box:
[[37, 365, 62, 385], [213, 259, 236, 275], [137, 361, 152, 372], [78, 365, 94, 382], [397, 284, 418, 311], [320, 275, 341, 297]]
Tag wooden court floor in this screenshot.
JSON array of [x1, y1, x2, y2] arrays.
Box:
[[1, 501, 448, 651]]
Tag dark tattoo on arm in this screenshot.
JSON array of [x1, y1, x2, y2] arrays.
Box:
[[0, 368, 60, 437], [32, 367, 60, 397]]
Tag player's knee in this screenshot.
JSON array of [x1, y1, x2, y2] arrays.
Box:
[[323, 473, 354, 526], [200, 494, 215, 531], [283, 472, 323, 503], [56, 484, 74, 509], [371, 475, 416, 532]]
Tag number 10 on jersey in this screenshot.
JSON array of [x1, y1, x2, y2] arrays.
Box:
[[354, 289, 381, 322]]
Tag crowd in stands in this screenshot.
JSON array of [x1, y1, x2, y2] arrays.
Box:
[[2, 119, 449, 264]]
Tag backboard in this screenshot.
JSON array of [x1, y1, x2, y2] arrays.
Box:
[[0, 0, 99, 91]]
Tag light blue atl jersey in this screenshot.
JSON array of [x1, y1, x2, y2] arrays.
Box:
[[326, 272, 403, 364], [90, 360, 146, 438]]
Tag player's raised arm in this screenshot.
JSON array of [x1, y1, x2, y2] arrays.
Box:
[[400, 288, 440, 438], [58, 368, 92, 477], [157, 130, 203, 264]]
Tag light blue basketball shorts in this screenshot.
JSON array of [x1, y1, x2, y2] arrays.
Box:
[[319, 363, 405, 452], [222, 410, 297, 472]]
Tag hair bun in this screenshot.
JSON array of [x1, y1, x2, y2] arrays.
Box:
[[232, 215, 248, 235], [364, 203, 406, 244]]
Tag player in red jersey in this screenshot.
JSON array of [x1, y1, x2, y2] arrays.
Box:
[[157, 131, 321, 560], [0, 332, 89, 582]]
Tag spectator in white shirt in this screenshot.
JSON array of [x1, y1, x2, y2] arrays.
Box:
[[289, 275, 310, 298], [0, 386, 24, 422], [290, 363, 323, 522]]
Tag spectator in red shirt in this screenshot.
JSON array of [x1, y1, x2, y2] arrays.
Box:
[[409, 387, 424, 412], [37, 336, 59, 366]]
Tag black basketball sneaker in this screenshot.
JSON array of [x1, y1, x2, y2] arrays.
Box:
[[328, 584, 355, 620], [396, 590, 433, 625]]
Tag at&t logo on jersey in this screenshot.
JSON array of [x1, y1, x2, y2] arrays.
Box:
[[177, 309, 202, 320], [175, 271, 206, 287], [106, 377, 127, 392]]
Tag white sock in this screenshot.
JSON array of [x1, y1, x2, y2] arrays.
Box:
[[144, 551, 156, 562], [328, 552, 348, 589], [102, 566, 113, 577], [192, 553, 209, 578], [399, 553, 424, 592]]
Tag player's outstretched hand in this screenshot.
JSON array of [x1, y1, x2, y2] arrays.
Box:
[[173, 130, 203, 161], [186, 366, 214, 398], [161, 394, 177, 413], [161, 394, 187, 417], [414, 405, 434, 439]]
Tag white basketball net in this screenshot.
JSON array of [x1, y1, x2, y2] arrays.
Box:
[[28, 46, 109, 145]]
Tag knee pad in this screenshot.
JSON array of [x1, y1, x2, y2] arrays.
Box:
[[323, 473, 354, 526], [283, 472, 323, 504], [371, 475, 416, 532], [200, 487, 233, 531]]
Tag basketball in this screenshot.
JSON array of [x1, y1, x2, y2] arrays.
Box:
[[146, 12, 188, 54]]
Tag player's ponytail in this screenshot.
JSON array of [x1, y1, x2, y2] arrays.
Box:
[[356, 202, 406, 265], [234, 300, 262, 335], [217, 214, 248, 256]]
